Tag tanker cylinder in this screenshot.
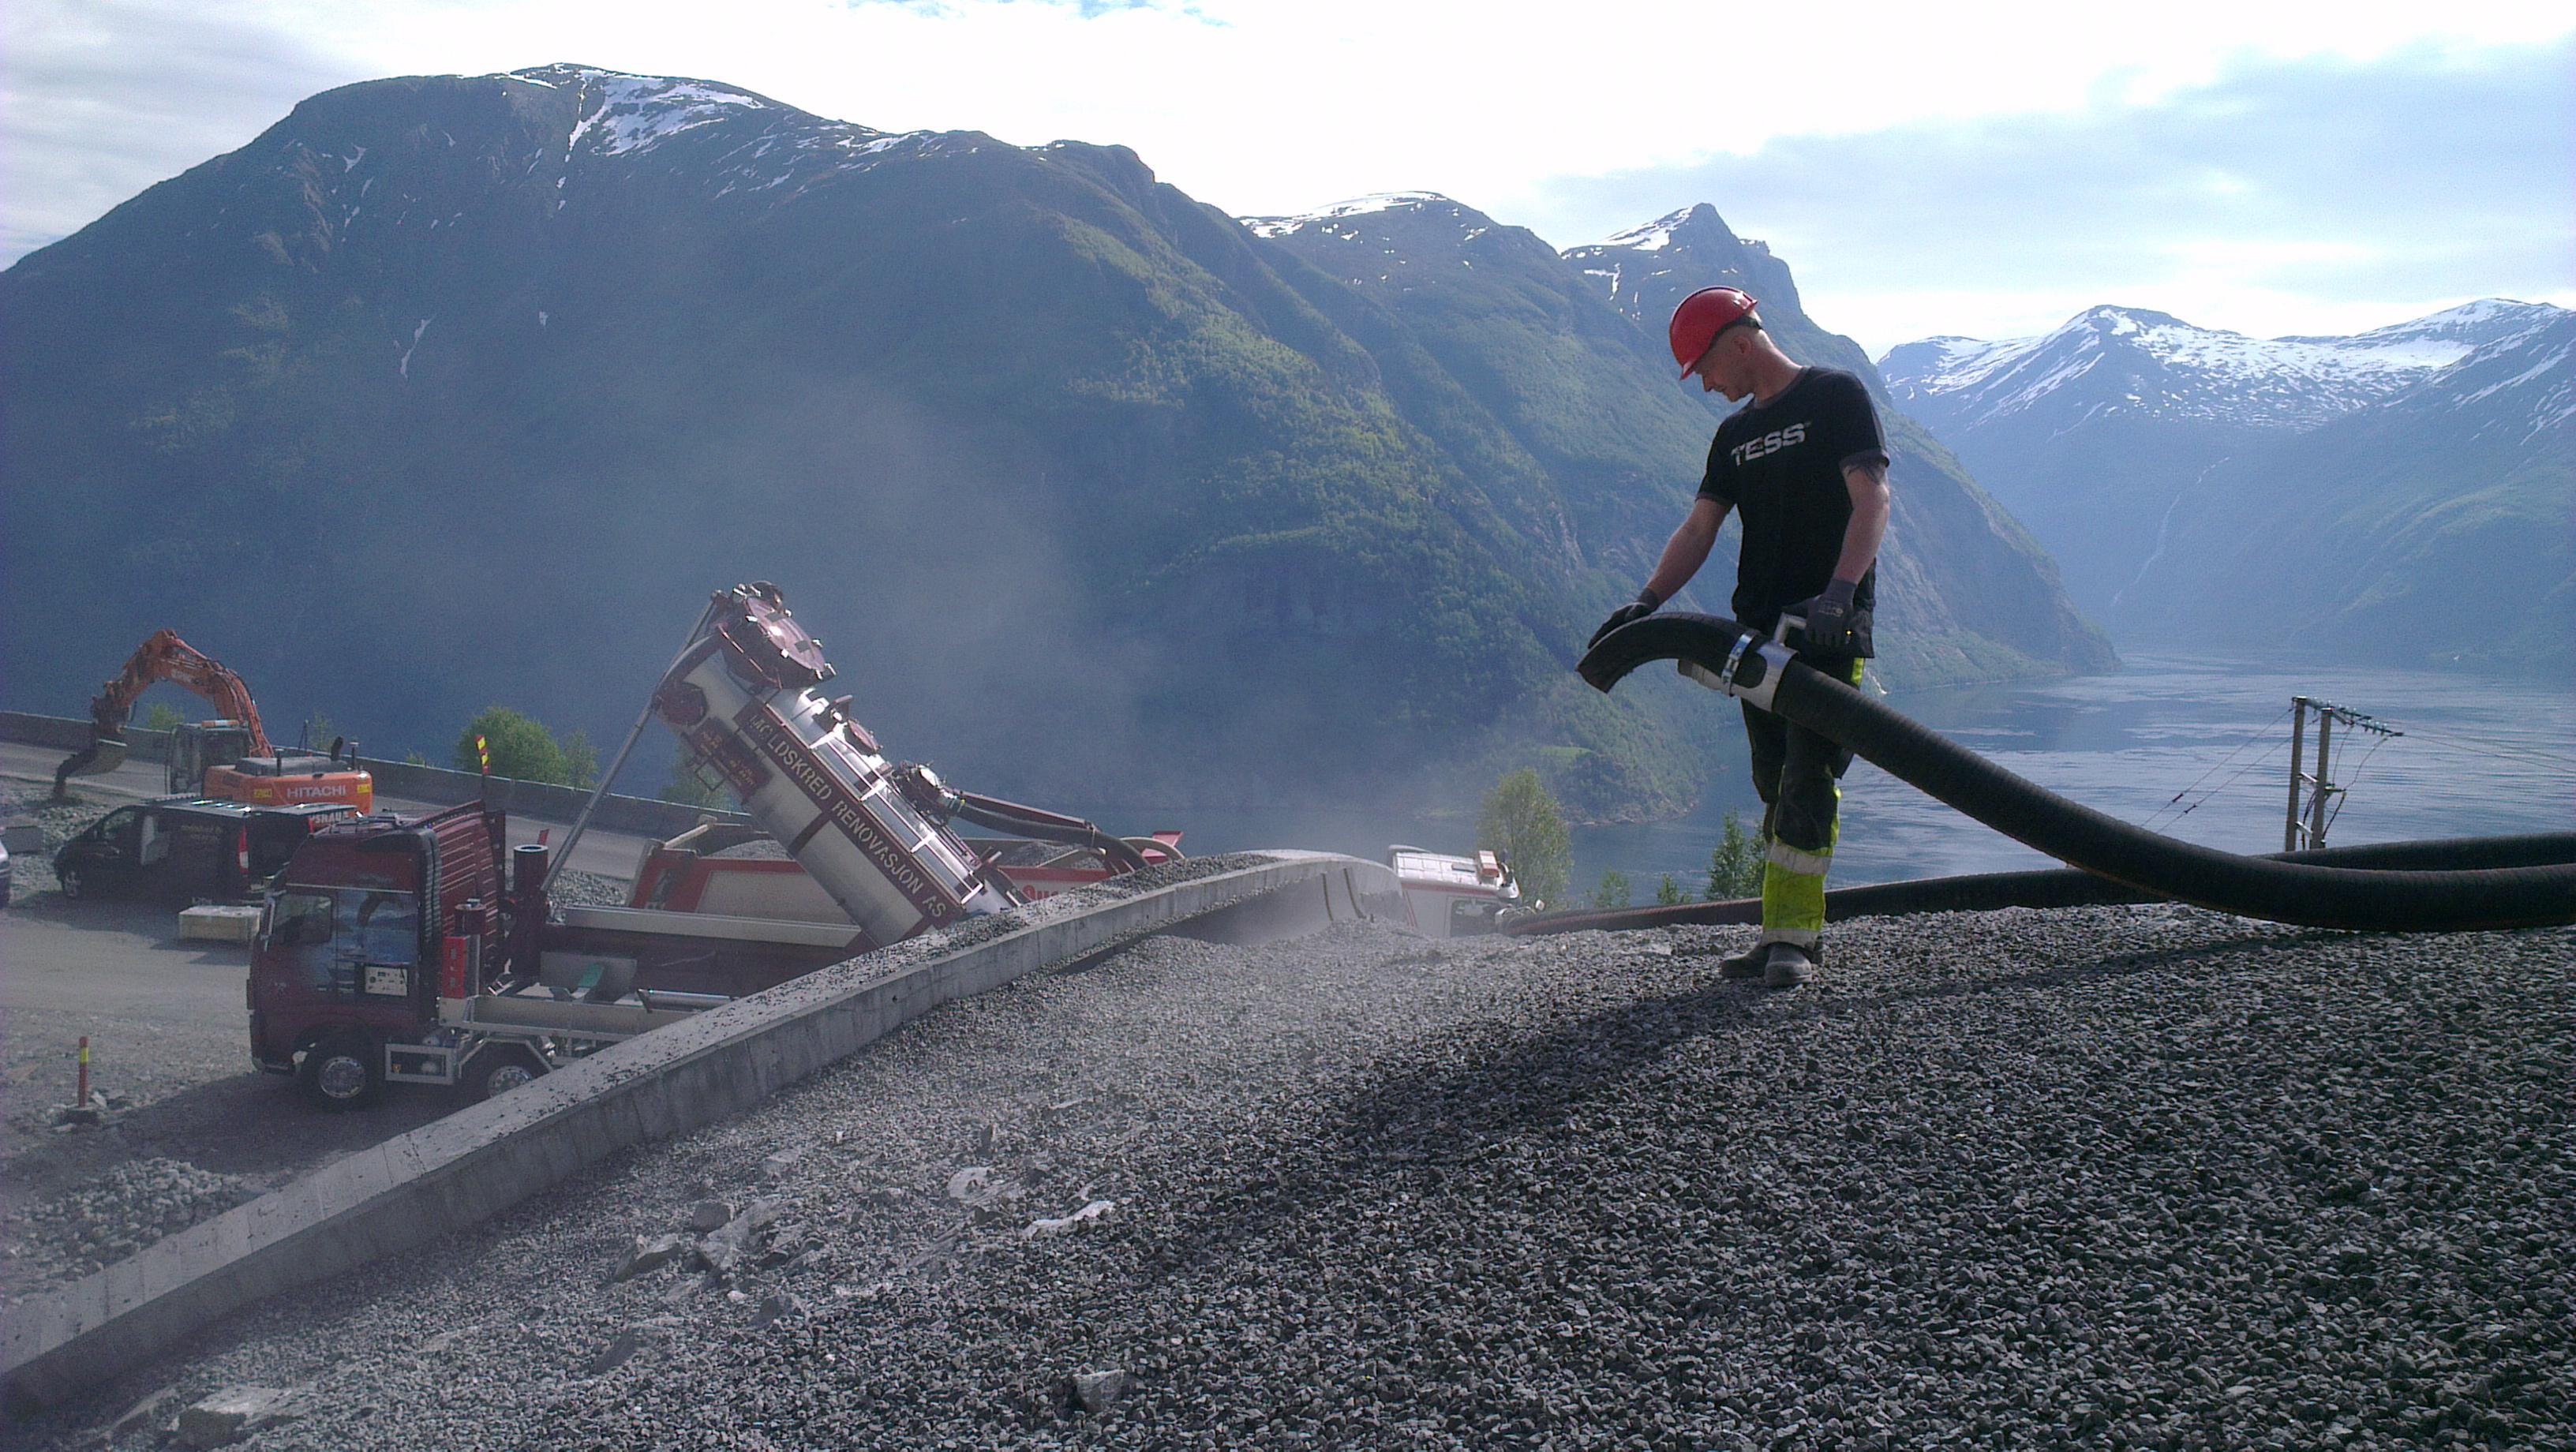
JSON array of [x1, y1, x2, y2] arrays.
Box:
[[649, 582, 1018, 949]]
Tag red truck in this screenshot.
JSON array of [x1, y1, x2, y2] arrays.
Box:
[[248, 803, 856, 1107], [253, 580, 1166, 1109]]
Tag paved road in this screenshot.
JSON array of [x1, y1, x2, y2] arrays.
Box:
[[0, 740, 661, 881]]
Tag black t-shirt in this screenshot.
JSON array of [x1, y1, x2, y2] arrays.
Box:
[[1697, 366, 1889, 635]]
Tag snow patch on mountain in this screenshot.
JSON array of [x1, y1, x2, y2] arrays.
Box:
[[2417, 320, 2576, 444], [492, 64, 942, 208], [1589, 207, 1698, 253], [1241, 193, 1451, 239], [552, 72, 771, 156]]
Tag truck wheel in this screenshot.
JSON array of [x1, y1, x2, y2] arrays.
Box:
[[57, 868, 84, 900], [299, 1033, 383, 1110], [461, 1045, 548, 1102]]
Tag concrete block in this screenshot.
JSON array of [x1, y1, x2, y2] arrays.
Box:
[[177, 906, 260, 944]]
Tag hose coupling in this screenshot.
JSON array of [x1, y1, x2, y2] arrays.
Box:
[[1677, 630, 1793, 711]]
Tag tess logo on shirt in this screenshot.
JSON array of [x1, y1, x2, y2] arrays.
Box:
[[1729, 422, 1808, 466]]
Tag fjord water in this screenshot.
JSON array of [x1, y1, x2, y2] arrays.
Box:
[[1657, 652, 2576, 891], [1122, 653, 2574, 898]]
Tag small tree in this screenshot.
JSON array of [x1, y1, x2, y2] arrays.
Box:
[[140, 702, 186, 733], [1591, 870, 1632, 911], [455, 705, 570, 784], [1705, 809, 1766, 901], [1655, 874, 1685, 906], [561, 729, 601, 791], [1477, 768, 1571, 909], [301, 713, 344, 751]]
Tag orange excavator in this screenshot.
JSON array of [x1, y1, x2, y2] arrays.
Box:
[[51, 631, 374, 810]]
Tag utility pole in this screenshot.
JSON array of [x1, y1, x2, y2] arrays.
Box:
[[2285, 698, 2308, 852], [2285, 696, 2402, 850]]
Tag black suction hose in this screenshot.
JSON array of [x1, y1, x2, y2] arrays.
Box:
[[1512, 833, 2576, 936], [1575, 613, 2576, 933], [948, 791, 1154, 875]]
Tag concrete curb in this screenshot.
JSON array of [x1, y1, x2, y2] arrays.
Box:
[[0, 852, 1406, 1413]]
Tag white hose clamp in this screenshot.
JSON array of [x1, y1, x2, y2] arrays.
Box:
[[1676, 632, 1793, 711]]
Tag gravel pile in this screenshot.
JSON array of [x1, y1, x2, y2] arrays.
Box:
[[11, 1158, 256, 1293], [542, 869, 631, 910], [0, 791, 109, 896], [18, 904, 2570, 1452]]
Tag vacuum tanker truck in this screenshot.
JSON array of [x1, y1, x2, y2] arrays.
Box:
[[250, 582, 1158, 1108]]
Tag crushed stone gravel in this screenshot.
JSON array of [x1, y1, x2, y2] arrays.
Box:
[[11, 1160, 257, 1293], [10, 904, 2570, 1452], [0, 792, 110, 896]]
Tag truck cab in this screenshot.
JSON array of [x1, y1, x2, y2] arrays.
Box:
[[249, 802, 851, 1110], [249, 803, 506, 1106], [1384, 845, 1522, 938]]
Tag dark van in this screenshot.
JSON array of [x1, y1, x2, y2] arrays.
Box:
[[53, 796, 359, 903]]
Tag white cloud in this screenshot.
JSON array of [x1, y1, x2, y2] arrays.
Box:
[[5, 0, 2569, 342], [367, 0, 2569, 228]]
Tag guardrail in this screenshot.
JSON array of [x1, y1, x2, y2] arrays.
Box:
[[0, 711, 744, 840]]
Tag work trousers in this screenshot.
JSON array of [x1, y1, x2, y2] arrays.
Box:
[[1742, 655, 1865, 949]]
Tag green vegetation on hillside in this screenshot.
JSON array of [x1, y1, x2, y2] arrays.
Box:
[[453, 705, 596, 788]]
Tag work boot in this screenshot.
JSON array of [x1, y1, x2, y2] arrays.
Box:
[[1763, 942, 1817, 989], [1718, 942, 1771, 979]]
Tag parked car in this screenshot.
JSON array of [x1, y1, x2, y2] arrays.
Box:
[[53, 796, 359, 903]]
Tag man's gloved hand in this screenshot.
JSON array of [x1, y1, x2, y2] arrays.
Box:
[[1588, 588, 1662, 649], [1788, 578, 1862, 654]]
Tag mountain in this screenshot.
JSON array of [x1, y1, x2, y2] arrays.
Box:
[[2112, 312, 2576, 672], [1556, 204, 2115, 686], [2, 67, 2110, 824], [1878, 299, 2568, 620]]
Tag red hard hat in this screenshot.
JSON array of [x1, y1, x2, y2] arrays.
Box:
[[1669, 286, 1760, 379]]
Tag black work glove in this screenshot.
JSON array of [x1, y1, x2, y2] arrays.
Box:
[[1588, 588, 1662, 649], [1787, 578, 1863, 654]]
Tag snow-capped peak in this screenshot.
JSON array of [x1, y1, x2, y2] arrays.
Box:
[[1567, 203, 1740, 259], [1590, 207, 1698, 253], [1881, 300, 2571, 432], [1240, 192, 1453, 239]]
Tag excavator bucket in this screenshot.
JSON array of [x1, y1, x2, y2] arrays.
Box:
[[53, 736, 128, 798]]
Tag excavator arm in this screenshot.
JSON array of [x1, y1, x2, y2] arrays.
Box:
[[52, 631, 271, 798]]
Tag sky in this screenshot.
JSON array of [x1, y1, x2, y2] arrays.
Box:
[[3, 0, 2568, 355]]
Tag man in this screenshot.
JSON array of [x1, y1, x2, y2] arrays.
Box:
[[1588, 286, 1891, 988]]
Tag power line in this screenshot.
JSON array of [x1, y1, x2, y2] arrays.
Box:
[[2320, 730, 2398, 836], [2140, 703, 2293, 831], [2162, 750, 2288, 822], [2380, 721, 2576, 773]]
